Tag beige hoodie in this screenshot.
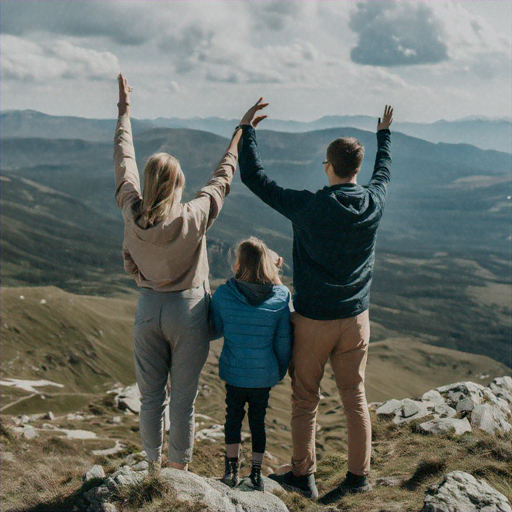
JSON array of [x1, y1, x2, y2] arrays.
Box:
[[114, 113, 237, 292]]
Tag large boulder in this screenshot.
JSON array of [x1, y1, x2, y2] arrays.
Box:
[[471, 404, 511, 434], [418, 418, 472, 436], [80, 462, 289, 512], [436, 381, 487, 408], [376, 399, 431, 424], [421, 471, 512, 512], [487, 377, 512, 404]]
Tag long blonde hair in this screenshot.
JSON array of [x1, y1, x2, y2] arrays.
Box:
[[234, 237, 281, 285], [136, 152, 185, 228]]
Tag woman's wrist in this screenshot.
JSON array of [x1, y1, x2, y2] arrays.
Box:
[[117, 102, 130, 116]]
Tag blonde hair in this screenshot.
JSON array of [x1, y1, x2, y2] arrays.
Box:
[[136, 152, 185, 228], [234, 237, 281, 285]]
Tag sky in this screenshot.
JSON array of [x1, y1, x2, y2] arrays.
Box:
[[1, 0, 511, 122]]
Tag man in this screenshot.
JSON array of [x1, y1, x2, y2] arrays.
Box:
[[238, 101, 393, 502]]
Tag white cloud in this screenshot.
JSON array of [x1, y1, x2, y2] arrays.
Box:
[[1, 35, 120, 82], [0, 1, 509, 122]]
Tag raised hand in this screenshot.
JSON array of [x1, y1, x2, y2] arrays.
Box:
[[118, 73, 133, 116], [240, 98, 269, 128], [377, 105, 393, 131]]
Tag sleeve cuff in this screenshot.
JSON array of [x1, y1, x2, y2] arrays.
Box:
[[241, 124, 256, 136]]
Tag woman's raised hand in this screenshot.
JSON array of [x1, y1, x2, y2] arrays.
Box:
[[118, 73, 133, 116], [240, 98, 269, 128]]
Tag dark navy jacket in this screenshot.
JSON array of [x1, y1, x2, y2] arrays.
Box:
[[211, 279, 292, 388], [239, 125, 392, 320]]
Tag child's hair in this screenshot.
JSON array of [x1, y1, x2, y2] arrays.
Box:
[[234, 237, 282, 285]]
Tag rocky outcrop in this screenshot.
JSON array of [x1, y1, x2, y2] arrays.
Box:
[[421, 471, 512, 512], [375, 376, 511, 435], [78, 456, 288, 512]]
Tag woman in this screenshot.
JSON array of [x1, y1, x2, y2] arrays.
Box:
[[114, 73, 241, 472]]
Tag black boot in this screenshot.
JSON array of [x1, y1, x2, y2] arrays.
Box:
[[269, 471, 318, 499], [318, 471, 371, 504], [221, 456, 239, 488], [249, 466, 264, 491]]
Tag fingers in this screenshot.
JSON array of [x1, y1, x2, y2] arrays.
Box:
[[253, 115, 268, 127], [253, 98, 269, 110]]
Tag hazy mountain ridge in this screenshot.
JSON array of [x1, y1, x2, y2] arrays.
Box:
[[0, 123, 510, 365], [2, 109, 510, 153]]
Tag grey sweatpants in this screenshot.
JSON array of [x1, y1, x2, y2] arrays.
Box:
[[133, 285, 210, 464]]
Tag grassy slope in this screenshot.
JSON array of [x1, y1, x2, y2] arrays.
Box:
[[1, 287, 137, 414], [2, 287, 508, 460]]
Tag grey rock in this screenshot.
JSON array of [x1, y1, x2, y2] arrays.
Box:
[[22, 425, 38, 439], [424, 403, 457, 419], [488, 377, 512, 404], [112, 466, 145, 487], [15, 415, 30, 425], [131, 461, 149, 471], [43, 411, 55, 421], [471, 404, 511, 434], [401, 399, 421, 418], [83, 485, 111, 512], [125, 451, 147, 466], [96, 465, 289, 512], [481, 389, 511, 416], [85, 465, 106, 482], [456, 397, 475, 414], [436, 381, 486, 408], [419, 418, 472, 436], [421, 390, 446, 405], [422, 471, 512, 512], [375, 399, 402, 417]]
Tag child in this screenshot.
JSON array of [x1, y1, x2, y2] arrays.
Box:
[[210, 237, 292, 491]]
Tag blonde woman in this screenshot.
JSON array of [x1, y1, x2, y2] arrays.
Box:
[[114, 74, 242, 472]]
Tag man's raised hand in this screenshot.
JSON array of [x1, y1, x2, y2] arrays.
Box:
[[240, 98, 269, 128], [118, 73, 132, 116], [377, 105, 393, 131]]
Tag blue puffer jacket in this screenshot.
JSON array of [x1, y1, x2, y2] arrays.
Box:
[[210, 278, 292, 388]]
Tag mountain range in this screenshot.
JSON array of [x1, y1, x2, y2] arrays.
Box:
[[0, 114, 510, 366], [2, 109, 511, 153]]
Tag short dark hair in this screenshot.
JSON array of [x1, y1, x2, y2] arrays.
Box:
[[326, 137, 365, 178]]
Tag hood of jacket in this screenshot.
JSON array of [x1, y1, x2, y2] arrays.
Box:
[[225, 278, 289, 310], [322, 183, 369, 215]]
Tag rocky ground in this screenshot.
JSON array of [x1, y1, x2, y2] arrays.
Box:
[[1, 376, 510, 511]]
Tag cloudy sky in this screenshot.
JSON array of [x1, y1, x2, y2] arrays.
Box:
[[1, 0, 511, 122]]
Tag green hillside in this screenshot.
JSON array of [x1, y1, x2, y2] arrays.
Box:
[[0, 126, 510, 365], [1, 287, 508, 419]]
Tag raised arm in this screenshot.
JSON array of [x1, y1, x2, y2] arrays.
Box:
[[367, 105, 393, 206], [239, 99, 313, 224], [113, 74, 142, 210], [187, 127, 242, 232]]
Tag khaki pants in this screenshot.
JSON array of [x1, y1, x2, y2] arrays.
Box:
[[290, 310, 371, 476]]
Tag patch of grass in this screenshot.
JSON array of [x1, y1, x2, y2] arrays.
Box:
[[402, 457, 447, 491], [275, 490, 326, 512], [313, 414, 511, 511], [113, 474, 208, 512]]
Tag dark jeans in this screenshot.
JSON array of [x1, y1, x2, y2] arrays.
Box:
[[224, 384, 271, 454]]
